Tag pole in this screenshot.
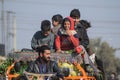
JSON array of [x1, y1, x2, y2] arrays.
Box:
[[1, 0, 5, 44], [13, 16, 16, 52], [6, 11, 10, 55]]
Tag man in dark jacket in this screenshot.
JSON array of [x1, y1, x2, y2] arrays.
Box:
[[70, 9, 89, 50], [25, 45, 64, 80]]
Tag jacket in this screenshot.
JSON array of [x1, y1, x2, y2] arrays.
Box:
[[25, 58, 63, 79], [75, 22, 89, 49], [55, 17, 80, 51], [31, 31, 54, 50]]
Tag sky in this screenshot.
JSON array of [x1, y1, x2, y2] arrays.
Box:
[[0, 0, 120, 57]]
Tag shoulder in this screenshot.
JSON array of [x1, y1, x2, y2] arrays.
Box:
[[32, 31, 42, 39], [57, 28, 67, 36], [29, 60, 38, 65], [77, 22, 85, 29], [50, 32, 54, 35], [49, 60, 56, 63], [49, 32, 55, 38], [26, 60, 36, 69], [49, 60, 57, 66], [33, 31, 42, 36]]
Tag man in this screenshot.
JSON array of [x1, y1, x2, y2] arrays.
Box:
[[31, 20, 54, 51], [25, 45, 64, 80], [70, 9, 89, 50]]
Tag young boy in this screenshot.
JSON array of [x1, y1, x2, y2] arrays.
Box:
[[51, 14, 63, 36], [31, 20, 54, 51], [70, 9, 89, 50]]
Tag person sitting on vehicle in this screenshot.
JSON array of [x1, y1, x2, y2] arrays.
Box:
[[55, 16, 94, 74], [25, 45, 64, 80], [70, 9, 89, 50], [51, 14, 63, 50], [55, 16, 82, 54], [70, 9, 95, 73], [51, 14, 63, 36], [31, 20, 54, 51]]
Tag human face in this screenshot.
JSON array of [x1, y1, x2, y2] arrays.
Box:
[[42, 50, 51, 62], [72, 17, 80, 26], [52, 20, 59, 27], [64, 21, 71, 30], [42, 30, 51, 36]]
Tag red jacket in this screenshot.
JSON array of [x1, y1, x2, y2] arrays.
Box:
[[55, 17, 80, 51]]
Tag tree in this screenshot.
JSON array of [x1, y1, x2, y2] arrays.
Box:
[[115, 58, 120, 74], [89, 38, 119, 79]]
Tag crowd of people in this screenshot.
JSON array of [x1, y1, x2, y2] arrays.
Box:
[[23, 9, 118, 80]]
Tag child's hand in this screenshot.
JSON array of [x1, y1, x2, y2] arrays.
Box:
[[56, 49, 64, 53], [66, 30, 77, 36], [71, 30, 77, 35]]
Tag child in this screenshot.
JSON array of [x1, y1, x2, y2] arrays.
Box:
[[51, 14, 63, 50], [70, 9, 89, 50], [55, 17, 95, 72], [55, 16, 82, 54], [31, 20, 54, 51], [51, 14, 63, 36]]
